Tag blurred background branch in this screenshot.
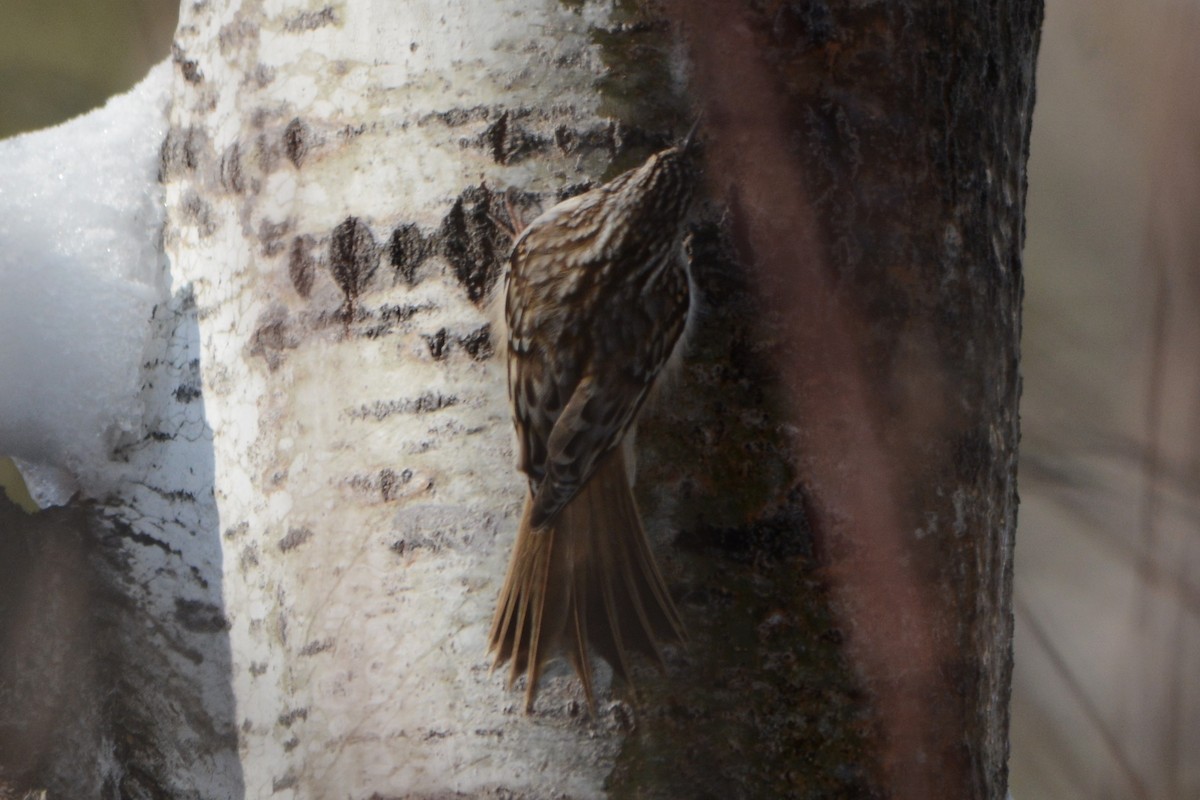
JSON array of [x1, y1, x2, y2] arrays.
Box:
[[1014, 1, 1200, 797]]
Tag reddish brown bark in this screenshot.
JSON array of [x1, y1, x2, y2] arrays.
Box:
[[663, 1, 1041, 796]]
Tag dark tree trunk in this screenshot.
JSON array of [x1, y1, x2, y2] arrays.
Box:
[[615, 2, 1041, 798]]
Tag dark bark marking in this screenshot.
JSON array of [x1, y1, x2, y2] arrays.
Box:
[[161, 126, 209, 179], [379, 469, 402, 501], [272, 772, 300, 791], [299, 639, 333, 656], [329, 217, 380, 324], [284, 6, 338, 32], [223, 522, 249, 540], [172, 43, 203, 83], [248, 305, 300, 371], [419, 105, 490, 128], [220, 142, 245, 194], [218, 19, 260, 56], [439, 186, 509, 304], [388, 223, 432, 285], [180, 190, 217, 238], [173, 599, 229, 634], [278, 527, 313, 552], [284, 117, 310, 168], [173, 383, 202, 403], [345, 469, 425, 503], [258, 217, 291, 257], [458, 324, 494, 361], [277, 707, 308, 727], [481, 109, 553, 165], [345, 393, 459, 421], [486, 110, 510, 163], [423, 328, 449, 360], [288, 235, 316, 298]]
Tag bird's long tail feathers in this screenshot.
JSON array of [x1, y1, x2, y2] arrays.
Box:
[[487, 448, 685, 712]]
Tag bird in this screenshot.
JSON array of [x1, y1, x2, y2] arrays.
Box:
[[488, 124, 699, 712]]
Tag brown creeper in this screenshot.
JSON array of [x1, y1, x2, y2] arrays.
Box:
[[488, 128, 698, 711]]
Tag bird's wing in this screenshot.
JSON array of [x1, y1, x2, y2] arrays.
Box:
[[528, 371, 650, 528]]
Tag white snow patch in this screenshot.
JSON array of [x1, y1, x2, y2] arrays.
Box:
[[0, 61, 172, 501]]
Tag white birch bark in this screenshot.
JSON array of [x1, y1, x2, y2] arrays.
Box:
[[160, 1, 637, 797]]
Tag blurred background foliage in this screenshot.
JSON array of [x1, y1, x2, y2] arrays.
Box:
[[0, 0, 177, 138], [0, 1, 1196, 798], [1013, 2, 1199, 798]]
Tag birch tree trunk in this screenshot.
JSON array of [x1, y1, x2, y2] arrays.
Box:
[[160, 2, 666, 796], [0, 1, 1041, 798]]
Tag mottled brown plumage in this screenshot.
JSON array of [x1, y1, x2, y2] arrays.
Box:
[[489, 134, 698, 711]]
